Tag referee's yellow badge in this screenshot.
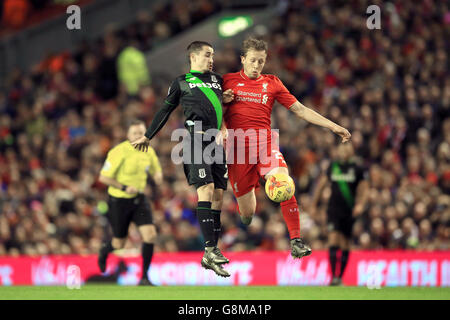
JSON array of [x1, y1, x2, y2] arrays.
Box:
[[102, 161, 111, 171]]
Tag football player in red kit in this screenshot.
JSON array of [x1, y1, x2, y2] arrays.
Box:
[[222, 38, 351, 259]]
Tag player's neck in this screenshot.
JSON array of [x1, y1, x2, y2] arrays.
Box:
[[241, 69, 261, 80], [190, 66, 207, 73]]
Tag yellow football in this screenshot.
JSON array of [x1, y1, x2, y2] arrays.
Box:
[[265, 173, 295, 203]]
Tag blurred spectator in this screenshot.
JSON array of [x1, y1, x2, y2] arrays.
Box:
[[2, 0, 31, 29], [117, 42, 151, 97]]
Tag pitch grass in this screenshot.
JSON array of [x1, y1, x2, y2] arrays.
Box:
[[0, 285, 449, 300]]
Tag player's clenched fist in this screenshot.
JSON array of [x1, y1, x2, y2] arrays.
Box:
[[332, 125, 351, 143], [223, 89, 234, 104]]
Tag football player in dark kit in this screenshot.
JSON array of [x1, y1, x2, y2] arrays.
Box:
[[131, 41, 234, 277], [311, 143, 369, 286]]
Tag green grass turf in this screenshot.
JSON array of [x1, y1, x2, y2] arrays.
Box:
[[0, 285, 449, 300]]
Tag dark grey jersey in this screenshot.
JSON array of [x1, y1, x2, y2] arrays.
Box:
[[145, 70, 223, 140], [327, 161, 367, 210]]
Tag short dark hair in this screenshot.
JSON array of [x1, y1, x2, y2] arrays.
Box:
[[128, 119, 146, 128], [187, 41, 213, 61], [241, 37, 268, 57]]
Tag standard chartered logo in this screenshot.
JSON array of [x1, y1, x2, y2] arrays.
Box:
[[262, 94, 268, 105]]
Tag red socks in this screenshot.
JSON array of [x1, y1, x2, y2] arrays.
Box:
[[280, 196, 301, 239]]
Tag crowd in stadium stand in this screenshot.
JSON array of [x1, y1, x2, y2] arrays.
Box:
[[1, 0, 81, 32], [0, 0, 449, 256], [0, 0, 223, 37]]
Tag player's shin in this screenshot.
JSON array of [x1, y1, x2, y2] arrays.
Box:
[[211, 209, 222, 245], [141, 242, 154, 281], [211, 209, 229, 264], [281, 196, 312, 259], [196, 201, 215, 248], [98, 241, 114, 273], [339, 250, 349, 278], [329, 246, 339, 277], [280, 196, 301, 239]]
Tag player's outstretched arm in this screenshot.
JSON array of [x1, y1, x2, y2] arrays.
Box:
[[289, 101, 351, 143], [132, 102, 178, 152], [133, 78, 181, 152]]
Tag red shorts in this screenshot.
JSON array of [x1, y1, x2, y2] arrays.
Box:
[[225, 134, 287, 198]]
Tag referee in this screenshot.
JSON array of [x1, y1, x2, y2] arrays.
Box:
[[311, 143, 369, 286], [131, 41, 234, 278], [98, 120, 162, 286]]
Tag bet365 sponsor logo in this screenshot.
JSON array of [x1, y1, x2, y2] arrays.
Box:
[[188, 82, 222, 90]]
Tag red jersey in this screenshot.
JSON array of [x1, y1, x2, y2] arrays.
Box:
[[223, 70, 297, 131]]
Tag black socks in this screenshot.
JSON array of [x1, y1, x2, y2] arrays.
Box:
[[142, 242, 154, 280], [196, 201, 215, 248], [101, 241, 114, 256], [211, 209, 222, 245], [102, 241, 154, 281], [329, 246, 338, 277], [339, 250, 349, 278], [329, 247, 350, 279]]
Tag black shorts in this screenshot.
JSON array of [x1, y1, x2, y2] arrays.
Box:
[[182, 132, 228, 190], [107, 194, 153, 238], [327, 208, 354, 238]]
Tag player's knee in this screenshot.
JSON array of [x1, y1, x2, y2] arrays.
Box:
[[143, 230, 157, 243], [340, 237, 350, 250], [237, 191, 256, 224], [142, 234, 156, 243], [140, 225, 157, 243], [212, 191, 223, 210], [197, 183, 214, 201], [112, 238, 126, 249], [240, 208, 254, 217], [212, 200, 223, 211], [212, 189, 223, 202], [237, 202, 256, 218], [238, 205, 255, 226], [240, 213, 253, 226]]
